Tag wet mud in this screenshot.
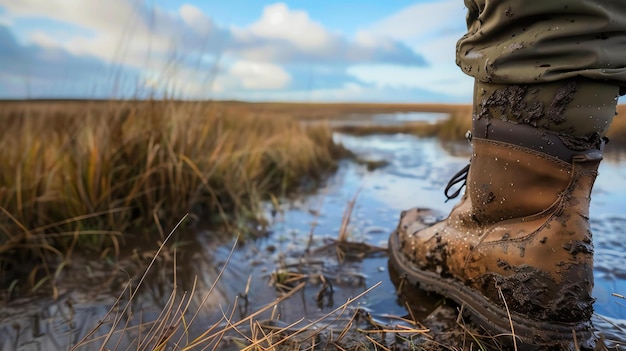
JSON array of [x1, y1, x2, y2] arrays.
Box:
[[477, 80, 610, 150], [1, 119, 626, 350]]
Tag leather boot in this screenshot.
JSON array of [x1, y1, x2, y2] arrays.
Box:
[[388, 79, 620, 349]]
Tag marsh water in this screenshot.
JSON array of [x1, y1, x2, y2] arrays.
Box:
[[2, 113, 626, 350]]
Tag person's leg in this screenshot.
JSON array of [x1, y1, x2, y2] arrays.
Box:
[[458, 0, 626, 89], [389, 0, 626, 348]]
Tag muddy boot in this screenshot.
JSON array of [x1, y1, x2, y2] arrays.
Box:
[[388, 78, 620, 349]]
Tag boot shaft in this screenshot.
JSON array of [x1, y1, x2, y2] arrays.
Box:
[[468, 137, 573, 223], [467, 121, 603, 224], [467, 78, 614, 224], [389, 78, 620, 348]]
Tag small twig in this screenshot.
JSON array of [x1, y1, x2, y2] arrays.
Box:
[[337, 190, 361, 243], [364, 334, 391, 351]]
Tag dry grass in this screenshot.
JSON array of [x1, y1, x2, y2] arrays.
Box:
[[71, 220, 391, 351], [69, 208, 436, 351], [427, 105, 473, 140], [0, 100, 345, 295], [68, 208, 517, 351]]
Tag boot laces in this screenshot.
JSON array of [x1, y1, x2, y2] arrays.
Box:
[[444, 130, 472, 202], [444, 164, 469, 202]]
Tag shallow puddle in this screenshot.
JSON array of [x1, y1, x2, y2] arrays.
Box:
[[2, 129, 626, 350]]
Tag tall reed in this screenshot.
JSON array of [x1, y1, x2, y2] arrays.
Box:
[[0, 100, 343, 294]]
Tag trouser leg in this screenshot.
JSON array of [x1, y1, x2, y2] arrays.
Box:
[[473, 79, 619, 150], [458, 0, 626, 92]]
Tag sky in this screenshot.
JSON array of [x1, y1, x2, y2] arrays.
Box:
[[0, 0, 476, 102]]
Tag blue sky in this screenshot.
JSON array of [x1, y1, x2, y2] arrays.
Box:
[[0, 0, 476, 102]]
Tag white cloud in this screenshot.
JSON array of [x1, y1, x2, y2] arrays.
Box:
[[230, 3, 424, 65], [0, 13, 11, 26], [363, 0, 467, 65], [0, 0, 139, 62], [229, 60, 291, 90], [0, 0, 447, 100], [366, 0, 466, 43], [0, 0, 222, 70], [348, 0, 472, 101], [29, 31, 58, 48], [242, 3, 332, 52], [0, 0, 426, 100], [0, 0, 135, 33], [179, 4, 213, 34], [1, 0, 423, 68], [354, 31, 388, 49]]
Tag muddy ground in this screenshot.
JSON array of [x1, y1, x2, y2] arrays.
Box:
[[1, 116, 626, 350]]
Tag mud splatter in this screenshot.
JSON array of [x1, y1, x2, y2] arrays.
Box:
[[546, 80, 577, 125], [496, 258, 512, 271], [421, 234, 452, 278], [477, 81, 608, 151], [507, 42, 524, 52], [548, 264, 595, 322], [477, 84, 544, 124], [476, 266, 546, 315], [563, 239, 593, 255], [475, 264, 594, 323], [560, 131, 603, 151]]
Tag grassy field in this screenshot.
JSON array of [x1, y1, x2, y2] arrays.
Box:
[[0, 100, 346, 295]]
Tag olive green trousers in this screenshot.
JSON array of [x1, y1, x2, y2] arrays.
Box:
[[458, 0, 626, 146], [457, 0, 626, 91]]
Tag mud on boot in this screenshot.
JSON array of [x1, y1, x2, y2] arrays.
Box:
[[388, 79, 621, 350]]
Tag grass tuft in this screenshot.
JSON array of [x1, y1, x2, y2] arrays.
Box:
[[0, 100, 343, 295]]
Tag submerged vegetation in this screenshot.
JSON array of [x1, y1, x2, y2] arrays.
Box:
[[0, 100, 346, 295]]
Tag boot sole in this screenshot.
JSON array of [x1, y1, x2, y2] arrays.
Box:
[[388, 231, 595, 350]]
